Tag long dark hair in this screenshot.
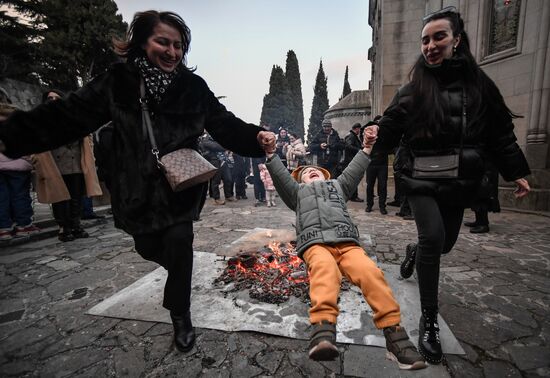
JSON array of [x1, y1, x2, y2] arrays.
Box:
[[113, 10, 192, 70], [409, 9, 519, 139]]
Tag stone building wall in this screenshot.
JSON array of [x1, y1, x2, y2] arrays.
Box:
[[369, 0, 550, 210], [324, 90, 372, 137], [0, 78, 43, 110]]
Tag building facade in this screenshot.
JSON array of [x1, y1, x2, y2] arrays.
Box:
[[369, 0, 550, 210], [323, 90, 372, 137]]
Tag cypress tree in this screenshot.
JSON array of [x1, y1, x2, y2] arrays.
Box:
[[340, 65, 352, 100], [260, 65, 293, 131], [307, 60, 329, 144], [285, 50, 304, 139]]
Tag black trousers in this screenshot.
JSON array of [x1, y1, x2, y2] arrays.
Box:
[[408, 194, 464, 309], [474, 204, 489, 226], [133, 222, 194, 313], [52, 173, 84, 231], [209, 163, 233, 199], [233, 169, 247, 197], [366, 164, 388, 208]]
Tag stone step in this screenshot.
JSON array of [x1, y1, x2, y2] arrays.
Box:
[[499, 187, 550, 211]]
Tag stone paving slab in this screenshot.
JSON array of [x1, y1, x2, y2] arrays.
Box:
[[87, 251, 464, 354], [0, 188, 549, 377]]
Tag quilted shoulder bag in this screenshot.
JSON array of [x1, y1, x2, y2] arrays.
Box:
[[412, 89, 466, 179], [140, 79, 217, 191]]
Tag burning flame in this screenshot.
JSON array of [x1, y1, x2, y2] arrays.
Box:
[[217, 240, 310, 304], [229, 241, 307, 283]]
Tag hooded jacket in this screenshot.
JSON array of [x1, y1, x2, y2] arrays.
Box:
[[0, 62, 264, 234]]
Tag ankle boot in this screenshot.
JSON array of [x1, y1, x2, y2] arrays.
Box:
[[400, 243, 417, 279], [170, 310, 195, 352], [418, 308, 443, 364]]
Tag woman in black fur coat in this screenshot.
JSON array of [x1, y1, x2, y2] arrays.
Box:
[[0, 10, 275, 354]]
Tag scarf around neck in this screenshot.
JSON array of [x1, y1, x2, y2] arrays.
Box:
[[135, 56, 180, 103]]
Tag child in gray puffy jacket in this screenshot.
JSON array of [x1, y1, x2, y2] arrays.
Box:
[[263, 126, 425, 370]]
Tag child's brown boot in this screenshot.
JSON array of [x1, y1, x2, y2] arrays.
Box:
[[308, 321, 339, 361], [384, 325, 426, 370]]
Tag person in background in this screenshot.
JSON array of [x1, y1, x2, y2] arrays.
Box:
[[232, 153, 250, 200], [82, 197, 105, 220], [263, 126, 426, 370], [275, 127, 290, 167], [464, 162, 500, 233], [364, 119, 389, 213], [0, 92, 40, 240], [33, 90, 102, 242], [343, 123, 364, 202], [386, 154, 402, 209], [396, 195, 414, 220], [252, 156, 266, 206], [0, 10, 274, 354], [284, 132, 307, 172], [258, 163, 276, 207], [372, 7, 530, 363], [309, 119, 344, 178], [201, 132, 235, 205], [251, 124, 272, 206]]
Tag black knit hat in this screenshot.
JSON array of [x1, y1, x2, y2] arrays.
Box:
[[41, 89, 65, 103]]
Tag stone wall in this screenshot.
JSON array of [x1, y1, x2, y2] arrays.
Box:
[[0, 78, 43, 110], [324, 110, 371, 138]]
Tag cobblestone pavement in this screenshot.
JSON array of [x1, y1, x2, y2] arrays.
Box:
[[0, 190, 549, 377]]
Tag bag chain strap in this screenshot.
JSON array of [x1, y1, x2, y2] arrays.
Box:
[[139, 79, 166, 171]]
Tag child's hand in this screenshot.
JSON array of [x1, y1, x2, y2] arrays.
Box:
[[513, 178, 530, 198], [257, 131, 277, 155], [362, 125, 378, 154]]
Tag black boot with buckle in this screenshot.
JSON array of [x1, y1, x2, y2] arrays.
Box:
[[418, 307, 443, 364], [171, 310, 195, 352], [400, 243, 417, 279]]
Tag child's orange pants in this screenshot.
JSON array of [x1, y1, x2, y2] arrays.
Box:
[[303, 242, 401, 329]]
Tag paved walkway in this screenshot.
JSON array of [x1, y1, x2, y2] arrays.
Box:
[[0, 187, 549, 377]]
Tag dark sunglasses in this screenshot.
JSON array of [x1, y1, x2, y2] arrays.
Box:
[[422, 5, 458, 24]]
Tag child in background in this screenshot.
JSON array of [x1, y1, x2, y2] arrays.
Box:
[[262, 125, 426, 370], [258, 163, 276, 207]]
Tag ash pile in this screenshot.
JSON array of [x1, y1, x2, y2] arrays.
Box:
[[214, 241, 309, 304], [214, 241, 351, 305]]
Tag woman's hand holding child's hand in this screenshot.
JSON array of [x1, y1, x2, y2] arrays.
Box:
[[258, 131, 277, 156], [362, 125, 379, 154]]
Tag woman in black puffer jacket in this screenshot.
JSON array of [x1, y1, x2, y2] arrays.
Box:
[[371, 6, 530, 364]]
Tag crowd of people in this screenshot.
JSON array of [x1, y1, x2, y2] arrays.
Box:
[[0, 89, 108, 243], [198, 119, 412, 213], [0, 6, 531, 371]]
